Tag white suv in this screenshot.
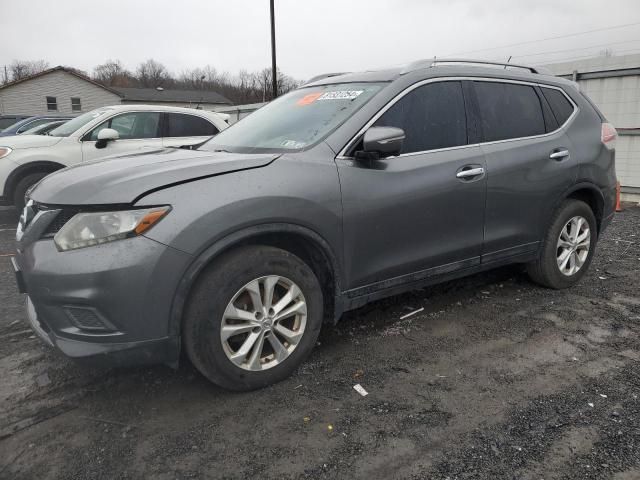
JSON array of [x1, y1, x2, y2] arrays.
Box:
[[0, 104, 228, 209]]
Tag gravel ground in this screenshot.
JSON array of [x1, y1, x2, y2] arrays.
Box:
[[0, 205, 639, 480]]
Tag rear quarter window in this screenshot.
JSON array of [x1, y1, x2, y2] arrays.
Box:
[[474, 81, 546, 142], [166, 113, 218, 137], [541, 87, 575, 126]]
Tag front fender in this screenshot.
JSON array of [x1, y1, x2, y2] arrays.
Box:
[[158, 222, 343, 339]]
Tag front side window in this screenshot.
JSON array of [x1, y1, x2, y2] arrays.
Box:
[[71, 97, 82, 112], [373, 81, 467, 154], [474, 81, 545, 142], [204, 82, 385, 153], [46, 96, 57, 111], [88, 112, 161, 140], [166, 113, 218, 137]]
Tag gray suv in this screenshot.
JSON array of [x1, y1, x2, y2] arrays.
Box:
[[13, 59, 618, 391]]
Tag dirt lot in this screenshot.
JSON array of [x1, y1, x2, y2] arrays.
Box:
[[0, 205, 639, 480]]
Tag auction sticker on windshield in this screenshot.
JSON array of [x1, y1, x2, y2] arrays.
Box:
[[297, 93, 323, 106], [296, 90, 364, 106], [317, 90, 363, 101]]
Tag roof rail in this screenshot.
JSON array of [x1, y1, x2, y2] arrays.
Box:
[[304, 72, 350, 85], [401, 58, 545, 75]]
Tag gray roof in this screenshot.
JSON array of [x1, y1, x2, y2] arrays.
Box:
[[113, 87, 232, 105]]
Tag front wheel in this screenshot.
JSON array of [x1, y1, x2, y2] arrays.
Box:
[[527, 199, 597, 289], [183, 246, 323, 391], [13, 172, 50, 211]]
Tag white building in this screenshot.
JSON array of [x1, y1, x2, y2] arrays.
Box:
[[544, 54, 640, 201], [0, 66, 232, 116]]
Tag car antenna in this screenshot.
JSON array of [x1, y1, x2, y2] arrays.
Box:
[[504, 56, 512, 69]]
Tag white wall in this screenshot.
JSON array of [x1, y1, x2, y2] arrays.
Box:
[[0, 70, 121, 116], [213, 102, 266, 124]]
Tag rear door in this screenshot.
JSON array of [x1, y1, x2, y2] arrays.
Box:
[[337, 80, 487, 290], [473, 80, 577, 263], [81, 111, 163, 162], [162, 113, 219, 148]]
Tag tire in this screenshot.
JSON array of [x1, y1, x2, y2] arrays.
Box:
[[183, 245, 324, 391], [13, 172, 50, 211], [527, 199, 597, 289]]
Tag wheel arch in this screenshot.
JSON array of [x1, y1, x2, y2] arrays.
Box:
[[3, 161, 66, 201], [561, 182, 605, 233], [169, 223, 343, 341]]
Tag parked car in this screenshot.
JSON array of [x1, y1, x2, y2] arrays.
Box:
[[0, 115, 74, 137], [20, 120, 69, 136], [13, 59, 617, 391], [0, 114, 30, 131], [0, 105, 228, 209]]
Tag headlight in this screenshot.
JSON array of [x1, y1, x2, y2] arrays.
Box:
[[54, 206, 170, 251], [0, 147, 12, 159]]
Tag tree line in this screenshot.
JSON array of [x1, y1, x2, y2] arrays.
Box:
[[2, 59, 301, 105]]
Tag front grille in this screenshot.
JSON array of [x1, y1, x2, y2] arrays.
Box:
[[42, 209, 80, 237]]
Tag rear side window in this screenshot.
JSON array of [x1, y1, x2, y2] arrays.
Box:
[[373, 81, 467, 154], [474, 82, 545, 142], [165, 113, 218, 137], [541, 87, 575, 126]]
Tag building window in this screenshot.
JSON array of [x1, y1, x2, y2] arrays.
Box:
[[71, 97, 81, 112], [46, 96, 57, 111]]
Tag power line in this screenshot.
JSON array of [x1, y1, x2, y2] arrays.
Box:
[[529, 47, 640, 66], [511, 39, 640, 60], [445, 21, 640, 57]]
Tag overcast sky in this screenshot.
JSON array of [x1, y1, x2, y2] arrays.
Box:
[[1, 0, 639, 81]]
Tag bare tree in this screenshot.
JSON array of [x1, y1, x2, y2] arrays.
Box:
[[93, 59, 134, 87], [9, 59, 49, 81], [136, 59, 170, 88], [9, 56, 301, 104]]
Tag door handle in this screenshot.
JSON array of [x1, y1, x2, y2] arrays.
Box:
[[456, 167, 485, 179], [549, 149, 570, 160]]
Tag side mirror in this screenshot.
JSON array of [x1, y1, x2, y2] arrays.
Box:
[[95, 128, 119, 149], [355, 126, 405, 161]]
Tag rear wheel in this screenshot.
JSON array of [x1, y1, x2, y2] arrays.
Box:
[[527, 199, 597, 289], [183, 246, 323, 391], [13, 172, 50, 211]]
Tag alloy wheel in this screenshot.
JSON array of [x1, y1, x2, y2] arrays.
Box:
[[220, 275, 307, 371], [556, 215, 591, 276]]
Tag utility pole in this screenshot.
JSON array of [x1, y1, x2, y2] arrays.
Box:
[[270, 0, 278, 99]]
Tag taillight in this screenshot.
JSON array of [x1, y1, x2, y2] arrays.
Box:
[[601, 123, 617, 149]]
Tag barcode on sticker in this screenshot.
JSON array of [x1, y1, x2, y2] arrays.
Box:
[[353, 384, 368, 396]]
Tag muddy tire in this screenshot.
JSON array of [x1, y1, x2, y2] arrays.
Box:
[[527, 199, 597, 289], [183, 245, 323, 391]]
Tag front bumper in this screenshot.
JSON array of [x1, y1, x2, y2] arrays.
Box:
[[25, 295, 179, 367], [14, 233, 192, 368]]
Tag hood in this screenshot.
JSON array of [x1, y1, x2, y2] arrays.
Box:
[[30, 147, 278, 205], [0, 134, 63, 148]]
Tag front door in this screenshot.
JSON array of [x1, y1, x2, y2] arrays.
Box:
[[337, 80, 487, 291], [81, 111, 163, 162]]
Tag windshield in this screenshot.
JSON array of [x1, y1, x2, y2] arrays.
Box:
[[203, 82, 385, 153], [49, 108, 113, 137]]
